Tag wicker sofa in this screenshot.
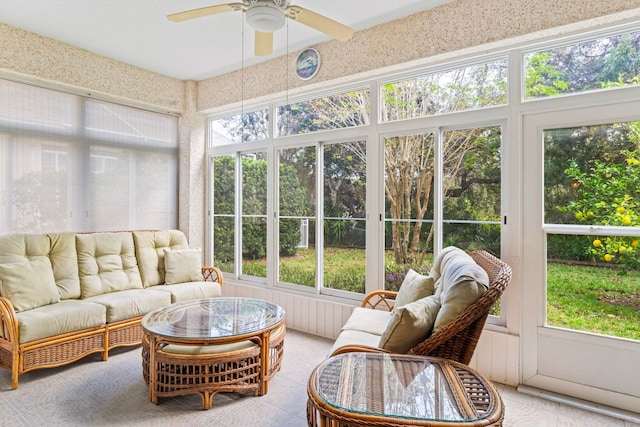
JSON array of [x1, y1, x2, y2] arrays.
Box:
[[329, 248, 511, 364], [0, 229, 223, 389]]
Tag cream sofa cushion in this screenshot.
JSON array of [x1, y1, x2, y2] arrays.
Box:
[[151, 282, 222, 303], [17, 300, 106, 343], [340, 307, 393, 335], [76, 232, 143, 298], [379, 294, 441, 353], [164, 248, 202, 285], [0, 232, 80, 300], [0, 258, 60, 312], [329, 329, 382, 357], [85, 289, 170, 323], [48, 232, 81, 299], [133, 230, 190, 287], [394, 269, 436, 309]]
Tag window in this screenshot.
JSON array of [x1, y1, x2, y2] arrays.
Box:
[[524, 30, 640, 100], [544, 121, 640, 339], [380, 59, 507, 122], [277, 89, 369, 136], [0, 79, 178, 234]]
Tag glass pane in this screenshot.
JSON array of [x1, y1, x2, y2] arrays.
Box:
[[242, 152, 267, 279], [279, 146, 316, 287], [133, 151, 176, 229], [524, 31, 640, 100], [277, 89, 370, 137], [323, 141, 366, 294], [86, 100, 177, 146], [547, 234, 640, 341], [381, 59, 507, 122], [209, 109, 268, 145], [213, 155, 236, 274], [442, 126, 502, 256], [544, 121, 640, 341], [544, 122, 640, 226], [2, 137, 69, 234], [384, 133, 434, 292], [89, 146, 131, 230], [0, 79, 76, 133]]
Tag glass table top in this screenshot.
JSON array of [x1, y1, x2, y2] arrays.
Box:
[[141, 297, 285, 339], [312, 352, 491, 423]]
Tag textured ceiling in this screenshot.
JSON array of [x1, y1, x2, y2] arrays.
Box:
[[0, 0, 454, 81]]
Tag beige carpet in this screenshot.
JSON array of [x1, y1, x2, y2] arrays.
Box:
[[1, 329, 636, 426], [0, 329, 334, 427]]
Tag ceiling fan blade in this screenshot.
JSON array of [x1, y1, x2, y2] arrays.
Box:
[[167, 3, 244, 23], [285, 6, 354, 42], [255, 31, 273, 56]]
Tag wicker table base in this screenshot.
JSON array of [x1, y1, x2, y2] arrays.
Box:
[[141, 298, 285, 410], [142, 325, 284, 409], [307, 352, 504, 426]]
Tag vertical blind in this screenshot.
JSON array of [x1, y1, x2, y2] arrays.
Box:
[[0, 79, 178, 235]]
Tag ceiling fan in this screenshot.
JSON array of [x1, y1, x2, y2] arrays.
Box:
[[167, 0, 354, 56]]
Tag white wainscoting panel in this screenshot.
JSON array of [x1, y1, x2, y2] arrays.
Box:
[[223, 283, 519, 385]]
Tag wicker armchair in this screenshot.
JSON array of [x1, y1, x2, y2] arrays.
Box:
[[331, 250, 512, 365]]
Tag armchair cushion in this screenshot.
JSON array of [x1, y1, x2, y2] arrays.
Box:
[[163, 248, 203, 285], [379, 294, 441, 353], [393, 269, 436, 310], [432, 248, 489, 333]]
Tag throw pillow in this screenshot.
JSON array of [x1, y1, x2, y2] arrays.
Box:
[[393, 269, 436, 310], [379, 294, 441, 353], [0, 258, 60, 312], [164, 248, 203, 284]]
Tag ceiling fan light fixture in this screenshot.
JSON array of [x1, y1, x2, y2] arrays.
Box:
[[246, 5, 285, 32]]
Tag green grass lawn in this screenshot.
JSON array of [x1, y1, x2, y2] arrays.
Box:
[[547, 262, 640, 340], [237, 247, 640, 341]]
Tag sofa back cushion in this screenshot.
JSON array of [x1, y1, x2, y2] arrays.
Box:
[[0, 232, 80, 299], [47, 232, 81, 299], [76, 232, 143, 298], [133, 230, 190, 287], [0, 257, 60, 312]]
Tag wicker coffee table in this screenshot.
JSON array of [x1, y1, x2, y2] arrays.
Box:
[[141, 297, 285, 409], [307, 352, 504, 426]]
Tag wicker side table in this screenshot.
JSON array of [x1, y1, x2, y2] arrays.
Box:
[[307, 352, 504, 426]]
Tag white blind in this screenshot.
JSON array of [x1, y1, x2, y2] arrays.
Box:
[[0, 79, 178, 234]]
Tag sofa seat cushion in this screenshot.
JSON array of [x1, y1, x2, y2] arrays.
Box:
[[132, 230, 190, 287], [76, 232, 143, 298], [379, 295, 441, 353], [329, 329, 382, 357], [151, 281, 222, 303], [340, 307, 392, 335], [16, 300, 107, 343], [0, 258, 60, 312], [85, 289, 170, 323]]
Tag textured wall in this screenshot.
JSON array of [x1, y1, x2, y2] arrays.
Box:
[[198, 0, 640, 111], [0, 23, 184, 113]]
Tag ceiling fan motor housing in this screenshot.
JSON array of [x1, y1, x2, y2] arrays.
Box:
[[245, 0, 289, 32]]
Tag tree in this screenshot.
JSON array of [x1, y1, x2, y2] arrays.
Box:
[[562, 148, 640, 270]]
